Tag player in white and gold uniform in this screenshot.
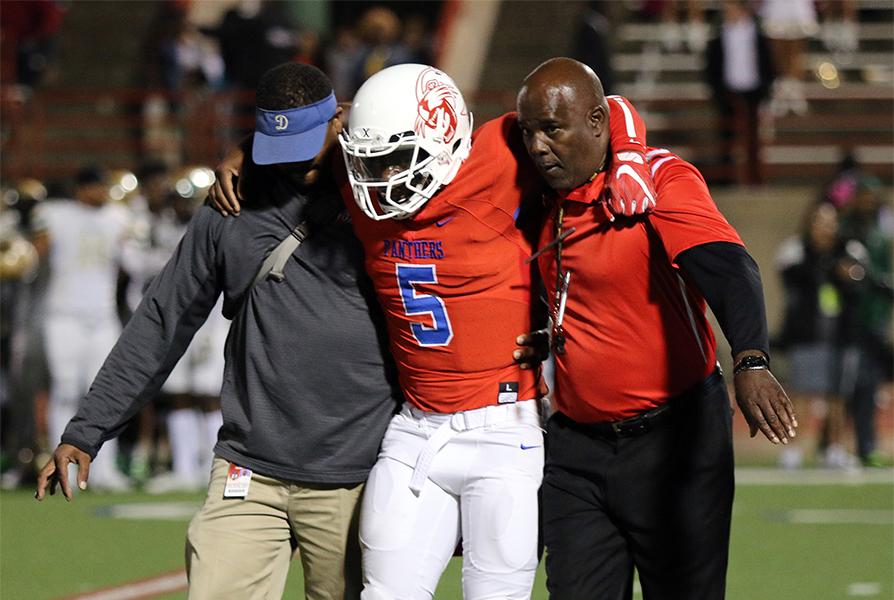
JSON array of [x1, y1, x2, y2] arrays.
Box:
[[33, 167, 134, 491]]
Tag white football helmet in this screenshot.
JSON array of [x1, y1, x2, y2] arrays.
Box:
[[340, 64, 473, 220]]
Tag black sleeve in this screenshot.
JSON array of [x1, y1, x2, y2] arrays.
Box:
[[676, 241, 770, 360], [61, 210, 223, 457]]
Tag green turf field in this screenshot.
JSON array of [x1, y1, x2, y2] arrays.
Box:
[[2, 469, 892, 599]]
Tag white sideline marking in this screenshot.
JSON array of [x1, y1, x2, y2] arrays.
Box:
[[94, 501, 201, 521], [66, 570, 187, 600], [848, 582, 883, 596], [781, 510, 892, 525], [736, 467, 894, 486]]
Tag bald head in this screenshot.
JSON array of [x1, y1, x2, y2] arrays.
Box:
[[517, 57, 611, 191], [521, 58, 606, 109]]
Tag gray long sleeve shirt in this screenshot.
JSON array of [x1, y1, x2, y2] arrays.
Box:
[[62, 177, 402, 483]]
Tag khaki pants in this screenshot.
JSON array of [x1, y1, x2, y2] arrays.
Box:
[[186, 457, 363, 600]]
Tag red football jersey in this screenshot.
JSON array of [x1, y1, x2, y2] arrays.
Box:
[[342, 114, 543, 413], [538, 148, 744, 423]]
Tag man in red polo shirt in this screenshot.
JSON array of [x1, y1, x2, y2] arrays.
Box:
[[516, 58, 796, 599]]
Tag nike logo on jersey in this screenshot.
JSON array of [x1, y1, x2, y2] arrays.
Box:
[[435, 217, 454, 227], [520, 444, 542, 450]]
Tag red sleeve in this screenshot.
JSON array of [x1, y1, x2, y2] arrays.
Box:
[[607, 95, 647, 151], [649, 155, 743, 264]]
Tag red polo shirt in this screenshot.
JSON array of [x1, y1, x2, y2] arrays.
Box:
[[538, 149, 744, 423]]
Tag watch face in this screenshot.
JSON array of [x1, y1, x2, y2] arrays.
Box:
[[735, 355, 768, 373]]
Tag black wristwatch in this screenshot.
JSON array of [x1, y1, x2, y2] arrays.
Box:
[[733, 354, 769, 375]]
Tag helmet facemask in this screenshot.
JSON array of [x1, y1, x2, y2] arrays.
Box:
[[338, 64, 473, 221]]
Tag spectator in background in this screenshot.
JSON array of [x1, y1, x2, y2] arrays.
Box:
[[0, 0, 64, 90], [402, 15, 434, 67], [572, 1, 617, 95], [640, 0, 708, 54], [761, 0, 818, 116], [212, 0, 299, 91], [143, 1, 224, 95], [822, 152, 865, 209], [706, 0, 775, 186], [167, 20, 225, 94], [0, 179, 51, 490], [838, 177, 893, 467], [350, 7, 417, 96], [121, 162, 176, 316], [325, 25, 364, 100], [138, 2, 225, 163], [31, 166, 135, 491], [0, 185, 40, 489], [775, 202, 865, 470], [117, 162, 177, 481], [141, 2, 188, 91], [820, 0, 858, 61]]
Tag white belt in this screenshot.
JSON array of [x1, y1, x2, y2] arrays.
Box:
[[407, 400, 542, 495]]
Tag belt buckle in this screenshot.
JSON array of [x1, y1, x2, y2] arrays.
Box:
[[612, 416, 650, 437]]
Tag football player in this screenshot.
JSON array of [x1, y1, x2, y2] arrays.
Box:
[[341, 62, 660, 599], [32, 166, 135, 492]]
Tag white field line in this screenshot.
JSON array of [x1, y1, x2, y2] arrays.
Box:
[[62, 570, 187, 600], [847, 582, 883, 597], [783, 509, 892, 525], [736, 467, 894, 486]]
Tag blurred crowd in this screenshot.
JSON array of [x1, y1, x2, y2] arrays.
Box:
[[0, 163, 227, 492], [137, 0, 435, 101], [574, 0, 869, 186], [773, 157, 893, 470], [0, 0, 436, 99], [3, 0, 886, 186]]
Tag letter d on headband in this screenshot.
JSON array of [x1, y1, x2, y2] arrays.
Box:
[[252, 92, 338, 165]]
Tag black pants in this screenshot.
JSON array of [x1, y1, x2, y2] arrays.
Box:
[[543, 373, 734, 600]]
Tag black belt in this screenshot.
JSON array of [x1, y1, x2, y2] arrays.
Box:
[[556, 368, 723, 439]]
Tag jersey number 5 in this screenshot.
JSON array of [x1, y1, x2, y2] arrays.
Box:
[[396, 264, 454, 346]]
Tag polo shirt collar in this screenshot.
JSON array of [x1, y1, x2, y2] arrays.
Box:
[[556, 171, 607, 204]]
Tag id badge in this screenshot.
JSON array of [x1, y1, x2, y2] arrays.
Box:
[[223, 463, 252, 498]]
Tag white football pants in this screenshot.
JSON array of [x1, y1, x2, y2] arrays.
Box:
[[360, 401, 544, 600], [44, 313, 121, 484], [162, 297, 227, 397]]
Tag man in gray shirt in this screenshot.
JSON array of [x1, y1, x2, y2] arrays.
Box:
[[35, 63, 401, 600]]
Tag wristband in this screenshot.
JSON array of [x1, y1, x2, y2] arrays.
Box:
[[733, 354, 769, 375]]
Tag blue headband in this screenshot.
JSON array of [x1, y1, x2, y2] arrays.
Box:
[[252, 92, 338, 165]]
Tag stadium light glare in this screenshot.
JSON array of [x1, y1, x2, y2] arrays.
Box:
[[189, 168, 213, 189], [121, 173, 138, 192], [175, 179, 193, 197], [817, 62, 840, 89]]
